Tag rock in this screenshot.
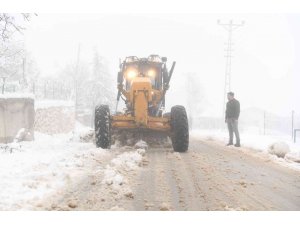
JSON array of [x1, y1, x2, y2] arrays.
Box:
[[239, 180, 247, 188], [124, 190, 134, 199], [110, 205, 124, 211], [51, 203, 58, 209], [68, 201, 78, 209], [160, 202, 171, 211]]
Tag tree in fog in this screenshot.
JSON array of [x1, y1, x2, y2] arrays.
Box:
[[0, 14, 33, 93], [59, 49, 115, 119], [89, 49, 115, 110], [0, 42, 24, 93], [0, 13, 31, 41], [185, 72, 204, 129]]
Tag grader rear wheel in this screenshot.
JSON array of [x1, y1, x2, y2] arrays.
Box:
[[170, 105, 189, 152]]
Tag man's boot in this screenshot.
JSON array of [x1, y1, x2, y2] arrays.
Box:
[[234, 141, 240, 147], [226, 142, 233, 146]]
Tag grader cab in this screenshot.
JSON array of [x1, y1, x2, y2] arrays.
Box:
[[94, 55, 189, 152]]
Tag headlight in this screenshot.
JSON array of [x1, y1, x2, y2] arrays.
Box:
[[126, 69, 138, 79], [147, 69, 156, 78]]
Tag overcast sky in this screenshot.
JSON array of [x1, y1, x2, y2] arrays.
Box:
[[23, 13, 300, 117]]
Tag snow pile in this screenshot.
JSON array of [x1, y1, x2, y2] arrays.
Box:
[[102, 166, 124, 186], [0, 116, 147, 210], [34, 106, 75, 134], [101, 146, 146, 200], [111, 150, 144, 171], [0, 131, 107, 210], [268, 142, 290, 158]]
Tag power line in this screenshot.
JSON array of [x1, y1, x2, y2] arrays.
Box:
[[218, 19, 244, 117]]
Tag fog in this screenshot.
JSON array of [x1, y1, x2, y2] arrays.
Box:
[[23, 13, 299, 119]]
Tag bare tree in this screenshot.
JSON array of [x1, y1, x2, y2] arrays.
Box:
[[0, 13, 31, 42], [0, 42, 24, 93], [0, 13, 34, 93]]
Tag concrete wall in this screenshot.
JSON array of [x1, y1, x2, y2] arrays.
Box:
[[0, 97, 35, 143]]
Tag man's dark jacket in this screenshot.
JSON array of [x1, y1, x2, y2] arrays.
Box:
[[226, 98, 240, 120]]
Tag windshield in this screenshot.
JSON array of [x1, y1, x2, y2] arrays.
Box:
[[124, 63, 162, 90]]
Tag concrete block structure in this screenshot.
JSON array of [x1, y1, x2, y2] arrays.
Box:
[[0, 96, 35, 143]]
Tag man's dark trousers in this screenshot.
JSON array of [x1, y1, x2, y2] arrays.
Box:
[[227, 118, 240, 144]]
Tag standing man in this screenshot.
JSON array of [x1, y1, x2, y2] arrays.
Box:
[[225, 92, 240, 147]]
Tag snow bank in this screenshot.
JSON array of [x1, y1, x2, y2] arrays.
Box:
[[101, 143, 146, 201], [0, 118, 147, 210], [191, 129, 300, 169], [0, 131, 107, 210], [35, 100, 74, 109], [111, 150, 143, 171], [34, 105, 75, 134], [0, 93, 34, 100]]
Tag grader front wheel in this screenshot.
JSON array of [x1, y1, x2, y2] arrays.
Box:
[[95, 105, 111, 149], [170, 105, 189, 152]]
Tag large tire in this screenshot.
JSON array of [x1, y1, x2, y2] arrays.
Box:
[[170, 105, 189, 152], [95, 105, 111, 149]]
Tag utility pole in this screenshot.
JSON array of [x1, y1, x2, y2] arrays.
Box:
[[22, 57, 26, 80], [263, 111, 266, 135], [292, 110, 294, 139], [75, 44, 81, 121], [218, 19, 244, 117], [1, 77, 7, 94]]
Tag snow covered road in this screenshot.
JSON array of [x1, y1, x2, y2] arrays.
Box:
[[124, 139, 300, 210], [0, 133, 299, 210]]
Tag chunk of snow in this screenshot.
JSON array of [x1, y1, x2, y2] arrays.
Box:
[[102, 166, 124, 186], [134, 140, 148, 150], [111, 151, 143, 171], [136, 148, 146, 156], [268, 142, 290, 158]]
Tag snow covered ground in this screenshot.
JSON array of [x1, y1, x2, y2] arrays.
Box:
[[191, 129, 300, 170], [1, 116, 299, 210], [0, 124, 146, 210]]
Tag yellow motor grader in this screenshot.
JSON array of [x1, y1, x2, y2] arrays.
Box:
[[94, 55, 189, 152]]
